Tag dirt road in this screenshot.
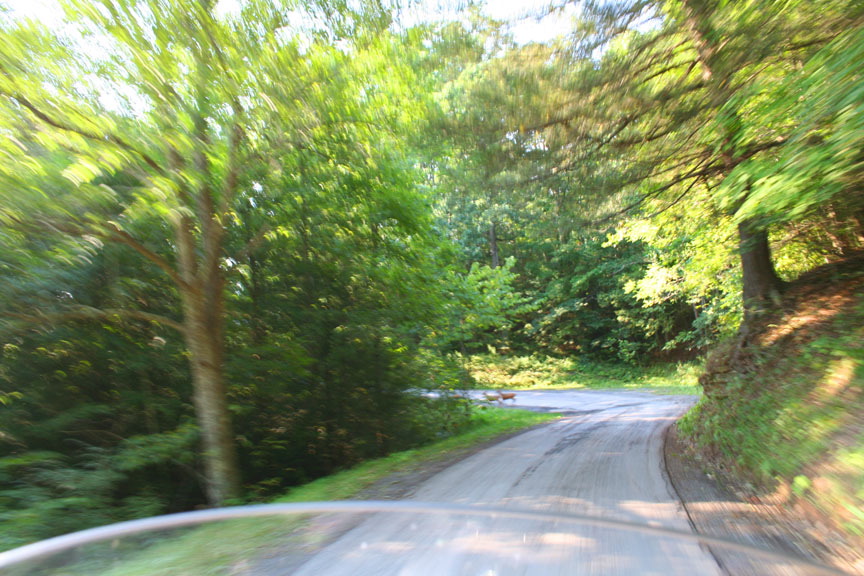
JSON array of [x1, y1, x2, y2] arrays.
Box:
[[285, 390, 724, 575]]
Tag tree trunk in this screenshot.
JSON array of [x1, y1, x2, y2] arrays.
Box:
[[245, 253, 264, 345], [738, 219, 784, 320], [181, 279, 241, 506], [556, 190, 570, 244], [175, 196, 240, 506], [489, 221, 500, 269]]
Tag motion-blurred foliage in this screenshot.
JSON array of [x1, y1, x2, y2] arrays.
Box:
[[1, 0, 862, 551]]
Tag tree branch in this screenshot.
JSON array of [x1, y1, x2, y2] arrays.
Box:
[[233, 224, 272, 263], [28, 213, 190, 292], [102, 223, 192, 292], [5, 89, 165, 176], [218, 98, 246, 228], [602, 135, 787, 220], [7, 306, 185, 335], [605, 157, 716, 221], [646, 177, 701, 219]]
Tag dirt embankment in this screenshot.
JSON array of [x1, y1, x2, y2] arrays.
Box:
[[666, 425, 863, 575], [673, 252, 864, 575]]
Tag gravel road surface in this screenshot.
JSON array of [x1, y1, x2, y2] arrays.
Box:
[[284, 390, 723, 575]]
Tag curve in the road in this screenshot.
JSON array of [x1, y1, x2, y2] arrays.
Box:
[[286, 390, 721, 575]]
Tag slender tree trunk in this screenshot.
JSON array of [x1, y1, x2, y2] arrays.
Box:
[[738, 219, 784, 320], [489, 221, 500, 269], [556, 190, 570, 244], [248, 253, 267, 346]]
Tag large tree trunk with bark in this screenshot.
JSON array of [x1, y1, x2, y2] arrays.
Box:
[[738, 219, 784, 321], [175, 188, 241, 505], [180, 276, 241, 506], [170, 58, 244, 506], [186, 295, 241, 505]]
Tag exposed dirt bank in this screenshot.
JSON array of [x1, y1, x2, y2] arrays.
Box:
[[666, 424, 863, 575]]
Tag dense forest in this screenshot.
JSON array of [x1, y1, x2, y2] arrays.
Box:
[[0, 0, 862, 550]]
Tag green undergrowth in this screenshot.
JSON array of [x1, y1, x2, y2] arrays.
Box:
[[465, 353, 702, 395], [679, 271, 864, 542], [17, 407, 555, 576]]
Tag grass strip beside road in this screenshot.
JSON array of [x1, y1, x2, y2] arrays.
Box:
[[55, 407, 556, 576], [467, 355, 703, 395], [278, 405, 556, 503]]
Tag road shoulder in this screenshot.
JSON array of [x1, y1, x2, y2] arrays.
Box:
[[664, 424, 863, 575], [354, 422, 551, 501]]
